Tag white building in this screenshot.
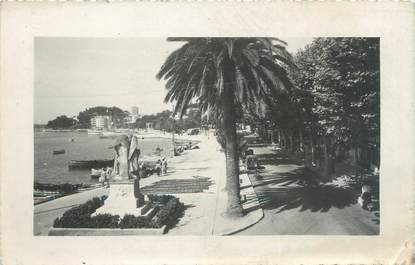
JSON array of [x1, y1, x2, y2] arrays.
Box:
[[91, 115, 111, 129]]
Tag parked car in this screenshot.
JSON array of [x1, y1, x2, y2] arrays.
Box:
[[187, 128, 199, 135]]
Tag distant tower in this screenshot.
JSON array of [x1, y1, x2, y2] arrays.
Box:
[[129, 106, 139, 124], [131, 106, 139, 116]]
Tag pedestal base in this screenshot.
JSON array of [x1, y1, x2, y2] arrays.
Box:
[[93, 181, 154, 218]]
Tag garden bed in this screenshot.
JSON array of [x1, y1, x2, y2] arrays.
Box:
[[49, 195, 185, 236]]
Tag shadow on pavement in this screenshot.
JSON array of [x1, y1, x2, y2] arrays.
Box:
[[141, 177, 214, 194], [251, 167, 359, 213], [255, 153, 302, 166]]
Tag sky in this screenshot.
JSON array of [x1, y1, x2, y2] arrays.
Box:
[[34, 37, 313, 124]]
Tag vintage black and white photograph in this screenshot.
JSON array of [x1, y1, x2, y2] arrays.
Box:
[[33, 37, 380, 236]]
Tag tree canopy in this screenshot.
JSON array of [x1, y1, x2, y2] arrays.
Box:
[[46, 115, 77, 129], [292, 38, 380, 149]]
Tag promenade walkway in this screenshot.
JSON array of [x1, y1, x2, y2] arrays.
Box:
[[237, 145, 379, 235]]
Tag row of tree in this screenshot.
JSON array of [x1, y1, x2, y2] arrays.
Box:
[[250, 38, 380, 177]]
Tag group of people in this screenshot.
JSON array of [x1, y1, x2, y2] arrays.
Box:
[[155, 157, 168, 177], [98, 167, 112, 187]]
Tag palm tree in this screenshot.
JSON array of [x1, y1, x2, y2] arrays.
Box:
[[157, 38, 295, 217]]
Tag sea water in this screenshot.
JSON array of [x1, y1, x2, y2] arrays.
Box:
[[34, 131, 173, 184]]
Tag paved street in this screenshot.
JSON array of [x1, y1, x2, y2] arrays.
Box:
[[237, 146, 379, 235]]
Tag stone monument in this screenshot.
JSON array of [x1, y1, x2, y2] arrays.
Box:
[[94, 134, 153, 218]]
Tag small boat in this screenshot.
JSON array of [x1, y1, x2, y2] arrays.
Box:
[[53, 149, 65, 155], [91, 168, 103, 178], [68, 159, 114, 170]]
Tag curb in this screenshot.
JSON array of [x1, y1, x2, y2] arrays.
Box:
[[222, 212, 264, 235], [219, 166, 264, 236]]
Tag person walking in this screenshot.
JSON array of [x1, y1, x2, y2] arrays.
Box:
[[155, 159, 162, 177], [161, 157, 168, 175]]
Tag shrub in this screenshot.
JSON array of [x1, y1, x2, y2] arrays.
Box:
[[53, 197, 104, 228], [89, 214, 120, 228], [148, 194, 175, 205], [151, 197, 185, 228], [119, 214, 150, 229]]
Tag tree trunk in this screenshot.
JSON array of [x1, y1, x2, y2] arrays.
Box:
[[359, 130, 369, 168], [289, 134, 294, 153], [283, 132, 287, 150], [323, 136, 334, 177], [310, 137, 316, 166], [299, 131, 304, 152], [222, 86, 243, 218], [351, 146, 358, 167], [299, 131, 305, 159]]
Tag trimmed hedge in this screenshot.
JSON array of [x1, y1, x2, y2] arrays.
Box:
[[54, 197, 104, 228], [151, 197, 184, 228], [119, 214, 151, 229], [147, 194, 175, 205], [53, 196, 184, 230]]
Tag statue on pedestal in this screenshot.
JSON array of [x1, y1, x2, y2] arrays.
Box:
[[111, 135, 131, 181], [107, 134, 144, 209], [128, 134, 144, 207]]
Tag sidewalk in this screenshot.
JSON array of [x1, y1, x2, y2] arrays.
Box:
[[34, 133, 263, 236], [237, 145, 379, 235]]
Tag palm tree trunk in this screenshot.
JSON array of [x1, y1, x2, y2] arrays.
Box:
[[222, 87, 243, 217]]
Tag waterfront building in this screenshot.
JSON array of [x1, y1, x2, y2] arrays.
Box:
[[91, 115, 111, 129]]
